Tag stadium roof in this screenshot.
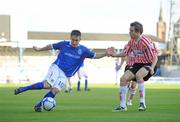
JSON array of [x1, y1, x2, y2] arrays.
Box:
[[0, 31, 165, 49], [28, 31, 164, 42]]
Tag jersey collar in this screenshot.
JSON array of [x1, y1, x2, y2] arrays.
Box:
[[69, 41, 80, 48]]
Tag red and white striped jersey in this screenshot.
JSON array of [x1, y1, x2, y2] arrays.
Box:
[[123, 44, 135, 66], [124, 35, 157, 64]]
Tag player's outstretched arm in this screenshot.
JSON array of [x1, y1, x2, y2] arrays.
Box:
[[111, 51, 126, 58], [94, 53, 107, 59], [33, 44, 53, 51], [105, 47, 127, 58], [93, 47, 115, 59]]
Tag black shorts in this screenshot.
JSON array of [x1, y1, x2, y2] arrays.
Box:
[[124, 65, 133, 72], [143, 67, 157, 81], [124, 65, 136, 81], [127, 63, 157, 81]]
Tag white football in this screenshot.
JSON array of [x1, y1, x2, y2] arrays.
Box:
[[42, 97, 56, 111]]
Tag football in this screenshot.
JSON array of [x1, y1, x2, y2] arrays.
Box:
[[42, 97, 56, 111]]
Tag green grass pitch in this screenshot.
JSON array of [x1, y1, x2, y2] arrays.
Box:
[[0, 84, 180, 122]]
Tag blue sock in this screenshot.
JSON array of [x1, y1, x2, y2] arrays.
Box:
[[20, 82, 44, 92], [77, 81, 80, 91], [85, 79, 88, 90], [44, 91, 55, 98], [35, 91, 55, 107]]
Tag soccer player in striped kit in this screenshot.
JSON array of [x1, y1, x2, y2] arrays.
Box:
[[111, 21, 158, 111]]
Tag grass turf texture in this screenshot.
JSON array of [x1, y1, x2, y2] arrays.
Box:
[[0, 84, 180, 122]]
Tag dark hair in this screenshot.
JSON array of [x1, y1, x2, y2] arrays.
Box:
[[130, 21, 143, 34], [71, 30, 81, 37]]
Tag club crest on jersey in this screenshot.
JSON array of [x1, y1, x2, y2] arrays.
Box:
[[78, 49, 82, 55]]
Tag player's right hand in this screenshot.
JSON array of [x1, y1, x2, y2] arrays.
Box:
[[149, 66, 154, 75]]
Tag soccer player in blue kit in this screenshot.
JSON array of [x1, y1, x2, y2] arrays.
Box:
[[14, 30, 111, 112]]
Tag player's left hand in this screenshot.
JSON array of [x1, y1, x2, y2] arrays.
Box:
[[149, 67, 154, 75]]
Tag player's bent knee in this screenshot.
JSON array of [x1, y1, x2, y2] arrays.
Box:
[[120, 82, 127, 86], [43, 81, 52, 89], [120, 77, 128, 86], [135, 73, 143, 81], [120, 76, 128, 83]]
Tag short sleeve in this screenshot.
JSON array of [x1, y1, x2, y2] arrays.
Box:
[[83, 47, 96, 58], [52, 41, 64, 50]]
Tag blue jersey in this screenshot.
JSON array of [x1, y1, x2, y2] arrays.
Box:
[[52, 41, 96, 77], [80, 62, 84, 67]]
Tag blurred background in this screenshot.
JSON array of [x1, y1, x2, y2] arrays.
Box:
[[0, 0, 180, 84]]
